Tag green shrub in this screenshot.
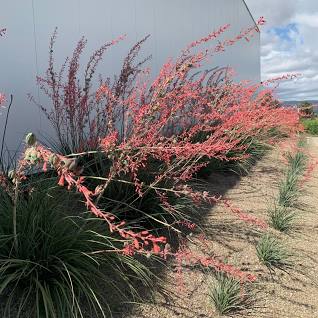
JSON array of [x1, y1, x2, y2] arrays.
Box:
[[302, 118, 318, 135]]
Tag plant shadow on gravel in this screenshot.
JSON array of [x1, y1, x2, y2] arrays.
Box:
[[110, 168, 267, 317], [111, 176, 244, 317]]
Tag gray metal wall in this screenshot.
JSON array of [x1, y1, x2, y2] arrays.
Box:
[[0, 0, 260, 153]]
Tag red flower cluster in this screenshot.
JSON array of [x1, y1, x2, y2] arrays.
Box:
[[0, 93, 5, 106], [223, 200, 268, 229]]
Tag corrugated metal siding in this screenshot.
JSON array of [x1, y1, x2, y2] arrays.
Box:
[[0, 0, 260, 151]]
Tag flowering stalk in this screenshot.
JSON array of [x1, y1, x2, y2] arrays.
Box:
[[0, 95, 13, 171], [0, 28, 8, 171], [0, 93, 5, 106]]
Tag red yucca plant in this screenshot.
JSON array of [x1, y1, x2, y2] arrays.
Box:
[[14, 18, 301, 280]]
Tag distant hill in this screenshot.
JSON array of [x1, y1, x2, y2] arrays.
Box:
[[283, 100, 318, 106], [282, 100, 318, 114]]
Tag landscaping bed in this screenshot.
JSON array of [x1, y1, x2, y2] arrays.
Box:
[[1, 19, 313, 318]]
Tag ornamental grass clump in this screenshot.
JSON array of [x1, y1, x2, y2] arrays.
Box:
[[278, 148, 307, 207], [286, 150, 307, 176], [278, 169, 300, 207], [210, 273, 254, 315], [25, 17, 291, 260], [256, 234, 292, 270], [0, 179, 155, 318], [268, 204, 296, 233]]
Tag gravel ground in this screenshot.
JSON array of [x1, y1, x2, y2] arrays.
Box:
[[125, 136, 318, 318]]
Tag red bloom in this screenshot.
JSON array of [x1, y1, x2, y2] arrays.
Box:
[[152, 243, 161, 255], [0, 93, 5, 106], [58, 174, 65, 186]]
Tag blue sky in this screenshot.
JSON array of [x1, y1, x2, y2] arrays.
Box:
[[270, 23, 299, 43], [246, 0, 318, 101]]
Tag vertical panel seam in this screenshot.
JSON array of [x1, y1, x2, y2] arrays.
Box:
[[31, 0, 41, 128]]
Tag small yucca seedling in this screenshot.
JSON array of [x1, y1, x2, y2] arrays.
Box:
[[256, 234, 292, 270], [278, 149, 307, 208], [268, 205, 296, 232], [297, 137, 307, 149], [278, 169, 300, 207], [210, 273, 252, 315], [286, 151, 307, 176]]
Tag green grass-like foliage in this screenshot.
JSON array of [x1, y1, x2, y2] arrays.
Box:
[[210, 273, 252, 315], [302, 118, 318, 135], [278, 150, 307, 207], [268, 205, 296, 233], [256, 234, 292, 270], [0, 181, 154, 318], [278, 169, 300, 207], [286, 151, 307, 175]]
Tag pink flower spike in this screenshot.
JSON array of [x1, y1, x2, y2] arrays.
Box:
[[58, 175, 65, 187], [0, 93, 6, 106]]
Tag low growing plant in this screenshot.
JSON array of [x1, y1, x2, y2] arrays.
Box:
[[256, 234, 292, 270], [268, 204, 296, 232], [278, 168, 300, 208], [279, 148, 307, 207], [210, 273, 253, 315], [298, 101, 314, 118], [286, 150, 307, 176]]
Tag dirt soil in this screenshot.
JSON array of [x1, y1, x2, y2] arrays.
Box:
[[126, 136, 318, 318]]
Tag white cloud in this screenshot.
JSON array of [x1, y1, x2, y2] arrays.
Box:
[[295, 13, 318, 28], [245, 0, 318, 100]]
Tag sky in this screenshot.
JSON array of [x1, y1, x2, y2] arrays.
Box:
[[245, 0, 318, 101]]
